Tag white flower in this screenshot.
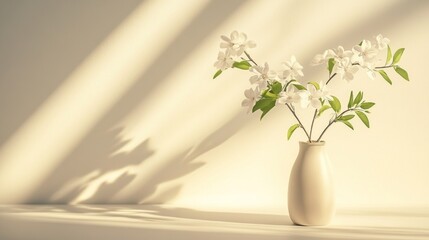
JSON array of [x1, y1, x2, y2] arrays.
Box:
[[241, 87, 260, 113], [220, 31, 256, 56], [308, 86, 322, 109], [366, 68, 377, 80], [337, 57, 359, 82], [277, 86, 297, 104], [295, 91, 311, 109], [311, 49, 334, 66], [353, 40, 378, 64], [361, 61, 377, 80], [249, 62, 276, 89], [305, 83, 331, 109], [332, 46, 353, 61], [277, 84, 311, 108], [272, 70, 286, 84], [214, 50, 234, 70], [282, 55, 304, 82], [374, 34, 390, 50], [319, 82, 333, 101]]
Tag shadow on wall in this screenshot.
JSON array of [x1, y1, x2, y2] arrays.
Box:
[[128, 112, 249, 204], [25, 0, 246, 204], [7, 0, 429, 205], [0, 0, 143, 146], [122, 0, 429, 205], [28, 111, 248, 204], [28, 127, 155, 204]]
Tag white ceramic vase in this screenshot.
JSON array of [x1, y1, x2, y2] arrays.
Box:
[[288, 141, 335, 226]]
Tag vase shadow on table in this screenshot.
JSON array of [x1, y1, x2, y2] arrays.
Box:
[[72, 206, 429, 239], [135, 205, 293, 226], [1, 204, 293, 226]]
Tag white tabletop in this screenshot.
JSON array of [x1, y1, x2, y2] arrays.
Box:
[[0, 205, 428, 240]]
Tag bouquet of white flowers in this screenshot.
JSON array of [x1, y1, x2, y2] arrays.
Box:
[[213, 31, 409, 142]]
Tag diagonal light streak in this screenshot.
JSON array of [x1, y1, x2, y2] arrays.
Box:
[[0, 0, 209, 203]]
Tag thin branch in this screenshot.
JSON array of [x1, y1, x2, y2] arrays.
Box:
[[286, 103, 311, 141], [316, 108, 358, 142], [244, 51, 258, 66], [326, 73, 337, 85], [245, 51, 310, 141], [309, 109, 318, 142], [311, 68, 338, 142], [374, 65, 394, 70]]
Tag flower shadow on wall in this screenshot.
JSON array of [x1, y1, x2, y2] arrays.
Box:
[[28, 127, 155, 204], [27, 112, 247, 204], [22, 0, 246, 204], [128, 112, 249, 204]]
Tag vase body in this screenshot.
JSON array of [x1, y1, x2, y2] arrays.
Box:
[[288, 141, 334, 226]]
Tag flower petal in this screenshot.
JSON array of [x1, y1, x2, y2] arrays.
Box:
[[249, 75, 260, 84], [311, 98, 322, 109], [221, 35, 230, 42]]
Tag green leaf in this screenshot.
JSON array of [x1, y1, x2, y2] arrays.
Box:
[[392, 48, 405, 65], [252, 99, 274, 113], [353, 91, 363, 106], [340, 120, 354, 130], [260, 101, 276, 120], [358, 41, 363, 46], [356, 111, 370, 128], [386, 45, 392, 65], [338, 114, 355, 121], [271, 81, 283, 94], [317, 105, 331, 117], [293, 84, 307, 90], [213, 69, 222, 79], [348, 91, 354, 109], [261, 90, 277, 99], [360, 102, 375, 109], [328, 58, 335, 75], [308, 81, 320, 90], [394, 66, 409, 81], [287, 124, 300, 140], [377, 70, 392, 85], [328, 96, 341, 113], [232, 61, 251, 70]]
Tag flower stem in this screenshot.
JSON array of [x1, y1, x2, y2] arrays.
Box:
[[309, 109, 318, 142], [244, 51, 258, 66], [316, 108, 357, 142], [374, 65, 393, 69], [245, 51, 310, 141], [286, 103, 311, 141], [311, 71, 337, 142], [325, 73, 337, 85]]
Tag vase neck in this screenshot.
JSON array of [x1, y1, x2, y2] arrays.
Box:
[[299, 141, 326, 152]]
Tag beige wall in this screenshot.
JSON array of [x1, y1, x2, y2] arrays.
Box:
[[0, 0, 428, 211]]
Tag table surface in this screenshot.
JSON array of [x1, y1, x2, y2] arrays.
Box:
[[0, 205, 428, 240]]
